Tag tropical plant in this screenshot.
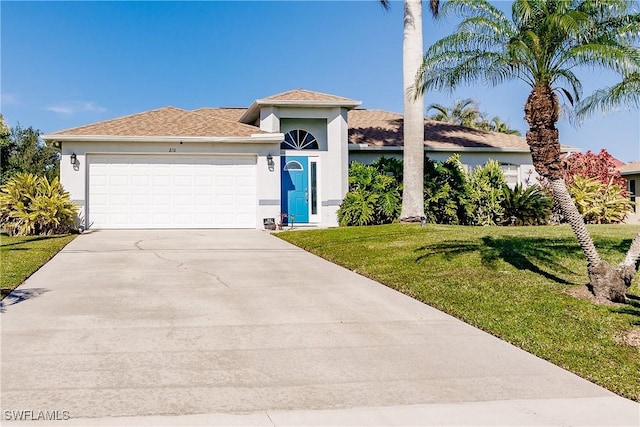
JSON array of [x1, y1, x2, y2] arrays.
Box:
[[501, 184, 552, 226], [427, 98, 483, 127], [562, 149, 626, 188], [338, 162, 401, 226], [381, 0, 440, 223], [0, 173, 78, 236], [428, 99, 521, 135], [568, 175, 634, 224], [423, 155, 472, 224], [416, 0, 640, 303], [575, 72, 640, 121], [467, 159, 507, 226]]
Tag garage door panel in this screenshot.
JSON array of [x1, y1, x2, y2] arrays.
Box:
[[88, 155, 256, 229]]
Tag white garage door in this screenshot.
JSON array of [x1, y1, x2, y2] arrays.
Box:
[[88, 155, 257, 229]]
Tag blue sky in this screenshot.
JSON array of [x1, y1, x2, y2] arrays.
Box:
[[2, 0, 639, 162]]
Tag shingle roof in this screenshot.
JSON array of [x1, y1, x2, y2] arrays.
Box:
[[48, 106, 263, 138], [619, 161, 640, 174], [193, 107, 247, 122], [260, 89, 358, 103], [348, 109, 533, 150]]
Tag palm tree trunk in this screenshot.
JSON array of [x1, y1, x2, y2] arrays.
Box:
[[399, 0, 426, 222], [524, 85, 634, 303]]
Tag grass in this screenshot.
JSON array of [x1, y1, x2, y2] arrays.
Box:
[[277, 224, 640, 401], [1, 233, 77, 299]]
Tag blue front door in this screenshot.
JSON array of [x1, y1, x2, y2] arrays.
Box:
[[281, 156, 309, 224]]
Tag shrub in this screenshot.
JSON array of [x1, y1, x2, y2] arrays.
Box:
[[423, 155, 472, 225], [467, 159, 507, 225], [567, 175, 633, 224], [501, 184, 552, 225], [0, 173, 78, 236], [338, 162, 401, 226]]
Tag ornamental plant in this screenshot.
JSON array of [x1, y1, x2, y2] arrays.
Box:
[[0, 173, 78, 236]]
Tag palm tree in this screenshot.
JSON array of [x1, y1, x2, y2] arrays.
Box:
[[382, 0, 440, 222], [416, 0, 640, 303], [427, 98, 481, 126], [575, 72, 640, 121]]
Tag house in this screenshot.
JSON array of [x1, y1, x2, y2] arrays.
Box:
[[619, 161, 640, 224], [43, 88, 577, 230]]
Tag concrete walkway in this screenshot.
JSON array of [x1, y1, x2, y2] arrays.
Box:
[[1, 229, 638, 426]]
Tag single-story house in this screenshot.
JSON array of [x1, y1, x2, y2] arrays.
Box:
[[43, 88, 577, 230], [619, 161, 640, 224]]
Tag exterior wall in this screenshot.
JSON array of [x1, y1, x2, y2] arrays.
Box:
[[262, 106, 349, 227], [60, 140, 281, 229], [624, 173, 640, 224], [349, 148, 540, 187]]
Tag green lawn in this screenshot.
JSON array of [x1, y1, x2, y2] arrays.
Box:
[[277, 224, 640, 401], [1, 233, 77, 299]]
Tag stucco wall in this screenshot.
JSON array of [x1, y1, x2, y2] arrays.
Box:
[[60, 140, 281, 229]]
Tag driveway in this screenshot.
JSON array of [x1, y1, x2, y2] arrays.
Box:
[[1, 229, 638, 426]]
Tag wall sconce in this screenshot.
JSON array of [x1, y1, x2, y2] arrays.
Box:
[[267, 154, 274, 171], [70, 153, 77, 165]]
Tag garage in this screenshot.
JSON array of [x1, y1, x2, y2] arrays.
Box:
[[88, 155, 257, 229]]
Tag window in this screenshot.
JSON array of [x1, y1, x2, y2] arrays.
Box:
[[501, 163, 519, 187], [283, 161, 303, 171], [630, 179, 637, 213], [310, 161, 318, 215], [281, 129, 319, 150]]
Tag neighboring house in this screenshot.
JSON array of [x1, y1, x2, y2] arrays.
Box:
[[619, 161, 640, 224], [348, 109, 579, 187], [43, 88, 577, 230]]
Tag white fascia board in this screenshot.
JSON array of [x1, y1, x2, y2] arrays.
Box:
[[256, 99, 362, 109], [348, 145, 532, 153], [348, 144, 579, 154], [42, 133, 284, 144]]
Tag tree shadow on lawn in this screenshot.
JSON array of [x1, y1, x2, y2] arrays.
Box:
[[0, 234, 72, 249], [415, 235, 586, 285]]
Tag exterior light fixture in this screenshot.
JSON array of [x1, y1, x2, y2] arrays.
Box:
[[70, 153, 77, 165], [267, 154, 274, 171]]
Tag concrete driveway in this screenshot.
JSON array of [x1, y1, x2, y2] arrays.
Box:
[[1, 229, 638, 426]]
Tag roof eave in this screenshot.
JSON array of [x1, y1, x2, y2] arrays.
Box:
[[349, 144, 579, 153], [42, 133, 284, 144], [239, 99, 363, 124]]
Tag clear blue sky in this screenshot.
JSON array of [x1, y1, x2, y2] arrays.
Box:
[[2, 0, 639, 162]]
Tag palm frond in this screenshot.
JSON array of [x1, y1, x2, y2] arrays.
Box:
[[574, 72, 640, 121]]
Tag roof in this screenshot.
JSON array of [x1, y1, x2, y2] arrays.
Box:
[[260, 89, 359, 103], [348, 109, 559, 152], [618, 161, 640, 175], [46, 106, 264, 139], [240, 89, 361, 123]]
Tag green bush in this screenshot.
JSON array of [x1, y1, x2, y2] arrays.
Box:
[[501, 184, 552, 225], [0, 173, 78, 236], [567, 175, 633, 224], [423, 155, 472, 225], [338, 162, 401, 226], [467, 159, 507, 225]]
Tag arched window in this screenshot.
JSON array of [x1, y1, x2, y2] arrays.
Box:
[[281, 129, 318, 150], [283, 160, 303, 171]]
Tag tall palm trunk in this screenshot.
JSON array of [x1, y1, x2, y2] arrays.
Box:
[[400, 0, 426, 222], [524, 85, 637, 303]]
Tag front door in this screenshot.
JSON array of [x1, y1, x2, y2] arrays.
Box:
[[281, 156, 309, 224]]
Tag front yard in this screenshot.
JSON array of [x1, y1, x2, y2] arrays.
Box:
[[1, 233, 76, 299], [277, 224, 640, 401]]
